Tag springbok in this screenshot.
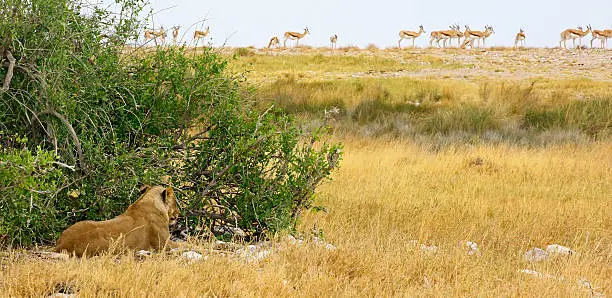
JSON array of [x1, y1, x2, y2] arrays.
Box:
[[514, 28, 526, 48], [330, 34, 338, 50], [283, 27, 310, 48], [559, 25, 592, 49], [267, 36, 280, 49], [194, 26, 210, 46], [144, 27, 166, 46], [171, 26, 180, 44], [398, 25, 425, 49]]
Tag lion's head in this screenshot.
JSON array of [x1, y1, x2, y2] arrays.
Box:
[[139, 185, 179, 225]]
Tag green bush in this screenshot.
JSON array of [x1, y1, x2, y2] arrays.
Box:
[[0, 0, 341, 246], [0, 141, 67, 246]]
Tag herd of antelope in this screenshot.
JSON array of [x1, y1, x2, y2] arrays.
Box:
[[143, 25, 612, 50]]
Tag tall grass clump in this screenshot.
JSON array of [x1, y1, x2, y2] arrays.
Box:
[[0, 0, 341, 246], [418, 104, 499, 134], [522, 97, 611, 138]]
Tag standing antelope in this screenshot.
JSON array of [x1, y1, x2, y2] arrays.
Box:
[[467, 25, 494, 48], [430, 25, 461, 48], [559, 25, 592, 49], [144, 27, 166, 46], [429, 30, 444, 48], [440, 25, 463, 48], [398, 25, 425, 49], [283, 27, 310, 48], [172, 26, 180, 44], [460, 26, 477, 49], [194, 26, 210, 46], [590, 28, 612, 49], [268, 36, 280, 49], [330, 34, 338, 50], [514, 29, 526, 48]]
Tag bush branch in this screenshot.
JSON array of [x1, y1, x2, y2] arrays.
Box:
[[36, 109, 85, 169], [1, 51, 16, 92]]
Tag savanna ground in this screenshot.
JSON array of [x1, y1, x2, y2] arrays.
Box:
[[2, 46, 611, 297]]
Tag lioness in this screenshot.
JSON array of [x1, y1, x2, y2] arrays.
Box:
[[55, 185, 179, 257]]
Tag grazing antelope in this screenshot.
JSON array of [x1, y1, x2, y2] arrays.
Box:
[[267, 36, 280, 48], [467, 25, 494, 48], [283, 27, 310, 48], [144, 27, 166, 46], [330, 34, 338, 50], [194, 26, 210, 45], [398, 25, 425, 49], [590, 28, 612, 49], [559, 25, 592, 49], [171, 26, 180, 44], [514, 28, 526, 48]]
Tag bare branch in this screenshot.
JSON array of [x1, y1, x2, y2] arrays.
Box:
[[1, 51, 16, 92], [36, 109, 85, 170]]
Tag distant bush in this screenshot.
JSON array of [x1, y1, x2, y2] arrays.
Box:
[[234, 47, 255, 57]]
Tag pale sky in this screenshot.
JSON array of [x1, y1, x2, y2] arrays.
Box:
[[138, 0, 611, 48]]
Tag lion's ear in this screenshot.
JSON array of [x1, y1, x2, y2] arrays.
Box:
[[161, 187, 174, 204], [139, 184, 151, 195]]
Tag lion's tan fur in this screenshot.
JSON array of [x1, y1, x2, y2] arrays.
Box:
[[55, 185, 179, 257]]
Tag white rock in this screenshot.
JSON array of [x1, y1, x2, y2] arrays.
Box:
[[313, 237, 337, 250], [36, 251, 69, 260], [545, 244, 575, 255], [523, 248, 549, 262], [47, 294, 76, 298], [420, 244, 439, 255], [577, 279, 605, 298], [461, 241, 480, 256], [182, 251, 205, 261], [135, 250, 152, 257], [236, 245, 272, 263], [519, 269, 561, 280], [286, 235, 304, 246]]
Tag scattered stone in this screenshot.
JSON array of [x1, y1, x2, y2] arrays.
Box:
[[524, 244, 576, 262], [135, 250, 152, 257], [34, 251, 69, 260], [47, 294, 76, 298], [459, 241, 480, 256], [577, 279, 605, 298], [519, 269, 561, 280], [182, 251, 205, 262], [420, 244, 439, 255], [285, 235, 304, 246], [313, 237, 337, 250], [545, 244, 575, 256], [523, 247, 549, 262], [236, 245, 272, 263]]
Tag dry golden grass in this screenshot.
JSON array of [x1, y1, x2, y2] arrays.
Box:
[[2, 139, 610, 297], [2, 46, 610, 297]]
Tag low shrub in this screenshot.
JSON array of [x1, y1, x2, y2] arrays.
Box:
[[0, 0, 341, 246]]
